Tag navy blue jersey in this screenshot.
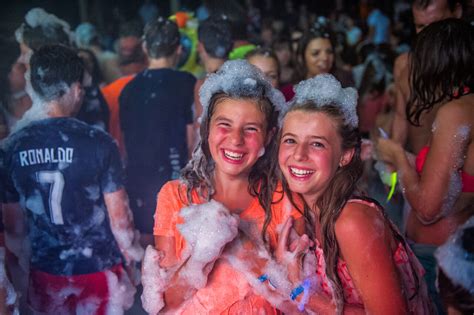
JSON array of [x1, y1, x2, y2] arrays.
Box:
[[2, 117, 124, 275], [119, 68, 195, 233]]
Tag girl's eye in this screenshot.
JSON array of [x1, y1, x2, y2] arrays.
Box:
[[217, 122, 230, 127], [282, 138, 295, 144], [311, 142, 325, 148], [245, 127, 258, 132]]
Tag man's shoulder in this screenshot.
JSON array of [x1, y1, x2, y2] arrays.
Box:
[[168, 69, 197, 83]]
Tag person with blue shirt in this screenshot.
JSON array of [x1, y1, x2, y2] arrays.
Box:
[[2, 45, 143, 314]]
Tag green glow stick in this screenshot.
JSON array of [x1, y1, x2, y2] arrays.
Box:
[[386, 172, 397, 202]]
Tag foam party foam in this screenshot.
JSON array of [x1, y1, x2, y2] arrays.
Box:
[[177, 200, 239, 288], [435, 216, 474, 294], [15, 8, 74, 45], [287, 74, 359, 128], [199, 59, 286, 119]]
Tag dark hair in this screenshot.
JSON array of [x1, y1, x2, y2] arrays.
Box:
[[21, 24, 70, 51], [438, 226, 474, 314], [144, 19, 180, 58], [0, 36, 20, 106], [30, 45, 84, 102], [407, 18, 474, 125], [77, 48, 103, 86], [295, 24, 336, 80], [245, 47, 281, 76], [198, 16, 233, 59], [411, 0, 464, 12], [119, 20, 144, 38]]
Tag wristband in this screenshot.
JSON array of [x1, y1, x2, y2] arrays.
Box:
[[290, 284, 304, 301], [258, 274, 269, 283]]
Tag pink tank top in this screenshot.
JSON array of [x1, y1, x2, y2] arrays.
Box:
[[313, 199, 433, 314]]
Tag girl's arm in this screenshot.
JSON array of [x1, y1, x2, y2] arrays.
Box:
[[151, 235, 197, 310], [334, 202, 407, 314], [377, 102, 470, 223]]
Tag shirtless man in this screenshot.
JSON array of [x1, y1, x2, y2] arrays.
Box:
[[391, 0, 462, 154]]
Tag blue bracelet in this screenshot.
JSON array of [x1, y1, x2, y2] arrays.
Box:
[[290, 284, 304, 301], [258, 274, 269, 283]]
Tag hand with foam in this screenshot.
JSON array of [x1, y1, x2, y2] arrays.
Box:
[[178, 200, 239, 288]]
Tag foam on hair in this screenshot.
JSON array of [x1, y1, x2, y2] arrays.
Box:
[[199, 59, 286, 119], [286, 73, 358, 128], [15, 7, 73, 45]]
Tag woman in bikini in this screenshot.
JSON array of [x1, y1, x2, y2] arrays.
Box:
[[376, 18, 474, 313]]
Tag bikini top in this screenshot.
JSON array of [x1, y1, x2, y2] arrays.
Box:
[[415, 146, 474, 192]]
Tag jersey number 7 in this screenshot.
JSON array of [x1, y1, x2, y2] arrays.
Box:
[[36, 170, 65, 225]]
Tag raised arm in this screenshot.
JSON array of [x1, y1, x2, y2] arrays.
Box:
[[378, 102, 470, 223]]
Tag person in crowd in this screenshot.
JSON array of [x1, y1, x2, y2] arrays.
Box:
[[366, 3, 391, 45], [13, 7, 73, 127], [377, 18, 474, 314], [2, 44, 143, 314], [116, 20, 148, 77], [391, 0, 463, 154], [75, 22, 121, 84], [194, 15, 233, 129], [246, 47, 280, 89], [274, 74, 432, 314], [272, 36, 295, 87], [0, 37, 23, 139], [16, 8, 73, 69], [287, 20, 354, 101], [435, 216, 474, 315], [142, 59, 299, 314], [119, 19, 196, 247], [15, 8, 110, 133], [101, 20, 148, 158], [76, 48, 110, 132]]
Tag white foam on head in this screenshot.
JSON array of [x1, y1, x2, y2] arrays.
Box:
[[16, 8, 74, 45], [435, 216, 474, 294], [177, 200, 239, 288], [286, 74, 359, 128], [199, 60, 286, 119]]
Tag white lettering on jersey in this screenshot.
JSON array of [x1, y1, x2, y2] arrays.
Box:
[[19, 148, 74, 167]]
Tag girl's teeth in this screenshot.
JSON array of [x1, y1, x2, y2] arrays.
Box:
[[290, 167, 314, 176], [224, 150, 243, 160]]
